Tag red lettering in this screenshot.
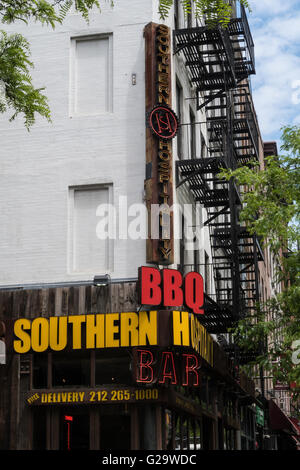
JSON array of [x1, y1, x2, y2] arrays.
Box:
[[133, 349, 202, 387], [182, 354, 200, 386], [139, 266, 161, 306], [184, 271, 204, 314], [155, 111, 173, 135], [138, 267, 205, 314], [136, 349, 154, 383], [163, 268, 183, 307], [158, 351, 177, 384], [149, 106, 178, 139]]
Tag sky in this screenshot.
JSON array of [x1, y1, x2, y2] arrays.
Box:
[[247, 0, 300, 149]]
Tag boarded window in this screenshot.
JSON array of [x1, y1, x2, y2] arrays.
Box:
[[71, 35, 112, 115], [69, 185, 113, 273]]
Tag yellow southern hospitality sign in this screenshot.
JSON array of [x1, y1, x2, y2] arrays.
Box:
[[13, 311, 213, 366], [173, 311, 213, 367]]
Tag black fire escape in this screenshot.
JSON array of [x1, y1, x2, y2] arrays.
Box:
[[174, 5, 264, 363]]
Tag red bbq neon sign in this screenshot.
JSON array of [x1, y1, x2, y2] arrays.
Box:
[[138, 266, 204, 314]]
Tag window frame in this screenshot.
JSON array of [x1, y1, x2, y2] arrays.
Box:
[[69, 33, 113, 117], [67, 183, 114, 276]]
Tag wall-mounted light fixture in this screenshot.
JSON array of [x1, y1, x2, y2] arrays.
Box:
[[93, 274, 111, 287]]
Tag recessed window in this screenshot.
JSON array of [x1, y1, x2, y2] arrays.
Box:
[[68, 185, 113, 274], [70, 35, 113, 116]]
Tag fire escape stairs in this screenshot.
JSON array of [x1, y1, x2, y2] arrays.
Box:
[[176, 156, 263, 335], [174, 5, 263, 361], [173, 4, 255, 108]]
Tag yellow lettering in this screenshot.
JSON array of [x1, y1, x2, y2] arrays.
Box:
[[210, 341, 214, 366], [190, 315, 214, 366], [86, 314, 105, 349], [159, 173, 170, 183], [158, 161, 170, 170], [13, 318, 31, 353], [105, 313, 120, 347], [158, 62, 169, 74], [13, 311, 163, 354], [158, 72, 169, 84], [203, 328, 207, 360], [199, 323, 204, 356], [49, 316, 67, 352], [68, 315, 86, 349], [41, 394, 47, 403], [173, 311, 190, 346], [120, 312, 139, 347], [157, 34, 169, 45], [158, 150, 171, 161], [139, 311, 157, 345], [158, 24, 169, 35], [190, 314, 196, 350], [158, 93, 170, 105], [157, 53, 169, 65], [158, 44, 170, 55], [158, 83, 170, 95], [31, 318, 49, 353]]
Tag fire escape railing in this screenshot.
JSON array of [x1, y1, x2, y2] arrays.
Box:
[[176, 156, 263, 335], [174, 4, 263, 348], [227, 4, 255, 80], [173, 26, 237, 93], [173, 4, 255, 101]]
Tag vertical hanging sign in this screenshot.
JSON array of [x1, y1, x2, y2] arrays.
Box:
[[144, 23, 178, 265]]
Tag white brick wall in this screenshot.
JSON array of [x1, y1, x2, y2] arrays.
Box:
[[0, 1, 156, 285], [0, 1, 213, 287]]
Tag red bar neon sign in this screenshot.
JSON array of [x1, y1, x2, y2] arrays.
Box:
[[158, 351, 177, 385], [137, 349, 154, 383], [135, 349, 201, 387]]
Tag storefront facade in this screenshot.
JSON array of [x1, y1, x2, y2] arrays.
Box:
[[0, 279, 258, 450], [0, 0, 296, 452]]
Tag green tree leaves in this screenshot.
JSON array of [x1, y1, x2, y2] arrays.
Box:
[[159, 0, 250, 27], [158, 0, 174, 21], [0, 0, 58, 26], [219, 131, 300, 252], [0, 0, 101, 128], [221, 126, 300, 397], [0, 30, 50, 128], [0, 0, 250, 128]]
